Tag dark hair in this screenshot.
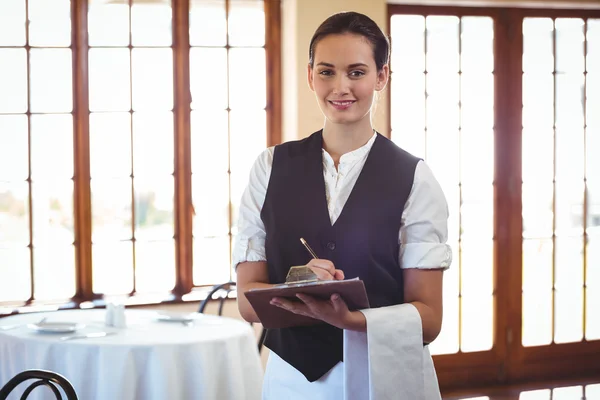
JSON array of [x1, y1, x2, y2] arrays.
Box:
[[308, 11, 390, 71]]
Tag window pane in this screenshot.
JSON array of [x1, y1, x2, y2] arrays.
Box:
[[228, 0, 264, 47], [229, 48, 266, 109], [426, 16, 459, 73], [462, 294, 493, 352], [554, 236, 584, 343], [92, 242, 134, 295], [0, 115, 28, 182], [522, 128, 554, 184], [587, 384, 600, 399], [589, 74, 600, 128], [190, 0, 226, 47], [135, 240, 175, 293], [33, 245, 75, 300], [132, 48, 173, 111], [193, 236, 231, 286], [461, 17, 493, 73], [523, 18, 554, 73], [0, 0, 26, 46], [133, 112, 174, 176], [192, 173, 229, 237], [0, 49, 27, 113], [90, 113, 132, 179], [0, 182, 29, 246], [555, 19, 585, 74], [555, 180, 584, 236], [28, 0, 71, 47], [190, 48, 228, 110], [461, 74, 493, 129], [588, 19, 600, 73], [427, 129, 459, 191], [520, 389, 551, 400], [89, 48, 131, 112], [0, 247, 30, 302], [522, 239, 553, 347], [523, 74, 554, 130], [30, 114, 74, 181], [523, 182, 553, 239], [31, 180, 74, 246], [390, 73, 425, 145], [88, 0, 130, 46], [461, 239, 493, 352], [131, 0, 172, 46], [29, 49, 73, 113], [461, 130, 493, 201], [91, 178, 132, 243], [553, 386, 583, 400], [426, 73, 459, 130], [556, 74, 585, 130], [134, 176, 174, 241], [390, 15, 425, 73], [191, 110, 228, 174], [230, 110, 265, 228]]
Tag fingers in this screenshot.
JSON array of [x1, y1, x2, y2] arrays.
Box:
[[330, 293, 347, 313], [307, 259, 336, 276], [306, 259, 345, 281], [306, 266, 335, 281]]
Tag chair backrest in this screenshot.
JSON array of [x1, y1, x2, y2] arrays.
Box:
[[197, 281, 236, 316], [0, 369, 78, 400], [198, 281, 267, 353]]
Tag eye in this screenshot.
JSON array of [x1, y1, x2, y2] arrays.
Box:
[[318, 69, 333, 76], [349, 70, 365, 78]]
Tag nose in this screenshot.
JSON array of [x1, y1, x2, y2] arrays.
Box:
[[332, 75, 350, 95]]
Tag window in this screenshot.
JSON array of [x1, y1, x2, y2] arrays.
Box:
[[389, 4, 600, 393], [0, 0, 281, 309]]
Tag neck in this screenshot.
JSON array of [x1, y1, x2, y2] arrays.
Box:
[[321, 116, 374, 165]]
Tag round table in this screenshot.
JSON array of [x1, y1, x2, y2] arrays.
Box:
[[0, 309, 263, 400]]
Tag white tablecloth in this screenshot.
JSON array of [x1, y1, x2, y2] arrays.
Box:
[[0, 309, 263, 400]]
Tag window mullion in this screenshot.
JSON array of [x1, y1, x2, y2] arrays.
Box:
[[71, 0, 94, 302], [172, 0, 193, 296]]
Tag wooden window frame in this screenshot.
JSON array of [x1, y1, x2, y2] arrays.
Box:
[[0, 0, 281, 313], [388, 3, 600, 395]]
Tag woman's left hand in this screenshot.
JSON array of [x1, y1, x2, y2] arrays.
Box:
[[270, 293, 366, 331]]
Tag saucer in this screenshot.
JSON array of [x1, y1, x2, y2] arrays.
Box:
[[28, 322, 86, 333]]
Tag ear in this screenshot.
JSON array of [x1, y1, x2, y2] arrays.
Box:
[[307, 63, 315, 92], [375, 64, 390, 92]]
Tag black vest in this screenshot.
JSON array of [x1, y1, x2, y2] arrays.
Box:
[[260, 130, 419, 382]]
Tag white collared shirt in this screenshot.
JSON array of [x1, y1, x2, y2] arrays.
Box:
[[233, 133, 452, 270]]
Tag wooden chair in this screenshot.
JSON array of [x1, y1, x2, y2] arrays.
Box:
[[198, 281, 267, 353], [0, 369, 78, 400]]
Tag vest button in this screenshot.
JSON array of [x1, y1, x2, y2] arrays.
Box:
[[326, 241, 336, 251]]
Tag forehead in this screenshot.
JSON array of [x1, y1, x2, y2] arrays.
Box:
[[313, 33, 375, 66]]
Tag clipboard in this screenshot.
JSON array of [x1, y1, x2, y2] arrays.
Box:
[[244, 278, 370, 329]]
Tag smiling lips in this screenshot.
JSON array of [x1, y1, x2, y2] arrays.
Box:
[[328, 100, 356, 110]]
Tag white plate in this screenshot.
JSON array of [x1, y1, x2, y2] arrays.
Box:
[[154, 312, 199, 323], [28, 322, 86, 334]]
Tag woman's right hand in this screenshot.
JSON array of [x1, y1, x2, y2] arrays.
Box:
[[306, 259, 345, 281]]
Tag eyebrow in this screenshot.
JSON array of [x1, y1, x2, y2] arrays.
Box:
[[316, 62, 369, 69]]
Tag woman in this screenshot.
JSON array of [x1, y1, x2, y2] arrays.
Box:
[[234, 11, 451, 399]]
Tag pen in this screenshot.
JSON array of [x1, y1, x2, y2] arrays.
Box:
[[299, 238, 319, 259]]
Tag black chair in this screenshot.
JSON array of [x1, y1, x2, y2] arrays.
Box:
[[198, 281, 267, 353], [0, 369, 78, 400]]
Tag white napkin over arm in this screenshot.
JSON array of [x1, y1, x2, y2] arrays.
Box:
[[343, 303, 441, 400]]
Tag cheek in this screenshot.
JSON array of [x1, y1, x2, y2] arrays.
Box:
[[313, 81, 330, 99], [354, 83, 376, 103]]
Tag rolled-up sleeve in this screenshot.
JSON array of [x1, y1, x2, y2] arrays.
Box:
[[399, 160, 453, 270], [231, 147, 273, 270]]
